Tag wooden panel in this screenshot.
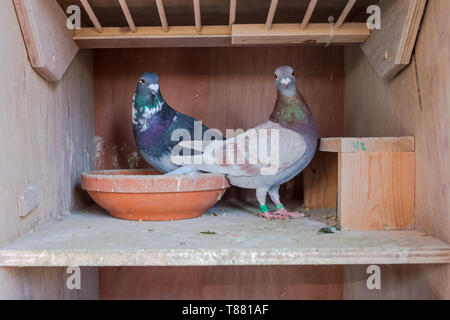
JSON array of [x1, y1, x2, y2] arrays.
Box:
[[100, 266, 343, 300], [343, 0, 450, 298], [361, 0, 427, 79], [320, 137, 415, 153], [338, 152, 415, 231], [0, 0, 97, 298], [232, 23, 370, 45], [13, 0, 79, 81], [303, 152, 337, 208]]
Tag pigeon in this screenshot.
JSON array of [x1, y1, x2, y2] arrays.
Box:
[[132, 72, 217, 173], [170, 66, 318, 220]]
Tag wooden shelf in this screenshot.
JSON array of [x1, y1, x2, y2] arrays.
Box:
[[0, 201, 449, 267]]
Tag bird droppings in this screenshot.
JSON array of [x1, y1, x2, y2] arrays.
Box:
[[318, 225, 341, 234], [147, 229, 154, 232], [95, 136, 105, 168], [201, 230, 217, 235], [383, 224, 392, 231]]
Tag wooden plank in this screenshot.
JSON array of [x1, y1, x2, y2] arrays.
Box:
[[155, 0, 168, 32], [338, 152, 415, 231], [118, 0, 136, 33], [265, 0, 279, 31], [13, 0, 79, 81], [303, 152, 337, 208], [361, 0, 427, 79], [193, 0, 201, 32], [320, 137, 415, 153], [229, 0, 236, 27], [99, 265, 343, 299], [335, 0, 356, 29], [74, 25, 231, 48], [80, 0, 103, 33], [232, 23, 369, 45], [1, 203, 449, 266], [301, 0, 318, 30]]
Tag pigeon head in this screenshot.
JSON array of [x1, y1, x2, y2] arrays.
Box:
[[137, 72, 161, 96], [274, 66, 297, 95]]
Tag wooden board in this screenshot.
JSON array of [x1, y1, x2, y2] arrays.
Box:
[[303, 152, 338, 208], [343, 0, 450, 298], [0, 203, 449, 267], [13, 0, 79, 81], [99, 265, 343, 300], [338, 152, 415, 231], [232, 23, 369, 45], [74, 26, 231, 48], [361, 0, 427, 79], [320, 137, 415, 153]]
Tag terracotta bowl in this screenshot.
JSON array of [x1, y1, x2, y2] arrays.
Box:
[[81, 169, 230, 221]]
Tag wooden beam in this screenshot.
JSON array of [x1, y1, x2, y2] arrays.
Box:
[[232, 23, 369, 45], [13, 0, 79, 81], [74, 26, 231, 48], [335, 0, 356, 29], [193, 0, 201, 32], [265, 0, 279, 31], [155, 0, 169, 32], [229, 0, 237, 28], [301, 0, 318, 30], [118, 0, 136, 33], [361, 0, 427, 79], [80, 0, 103, 33], [319, 137, 415, 153]]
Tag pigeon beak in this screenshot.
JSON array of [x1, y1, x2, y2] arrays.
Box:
[[148, 83, 159, 96], [280, 78, 291, 89]]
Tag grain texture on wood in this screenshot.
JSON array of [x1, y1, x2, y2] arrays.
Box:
[[118, 0, 136, 33], [338, 152, 415, 231], [74, 26, 231, 48], [232, 23, 369, 45], [303, 152, 337, 208], [361, 0, 427, 79], [320, 137, 415, 153], [100, 265, 343, 300], [229, 0, 236, 27], [13, 0, 79, 81], [265, 0, 279, 31], [193, 0, 201, 32]]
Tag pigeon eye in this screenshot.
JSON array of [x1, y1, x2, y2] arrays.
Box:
[[140, 79, 146, 85], [274, 74, 278, 80], [292, 71, 295, 77]]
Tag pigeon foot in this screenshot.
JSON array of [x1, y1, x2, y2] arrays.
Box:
[[259, 212, 289, 220], [272, 208, 305, 219]]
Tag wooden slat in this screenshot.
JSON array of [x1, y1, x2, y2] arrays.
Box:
[[193, 0, 201, 32], [320, 137, 415, 153], [301, 0, 318, 30], [229, 0, 237, 28], [74, 26, 231, 48], [13, 0, 79, 81], [361, 0, 427, 79], [265, 0, 279, 31], [155, 0, 168, 32], [80, 0, 103, 33], [232, 23, 369, 45], [335, 0, 356, 29], [118, 0, 136, 33]]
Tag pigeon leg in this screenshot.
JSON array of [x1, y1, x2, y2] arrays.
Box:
[[256, 187, 288, 220], [268, 186, 304, 219]]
